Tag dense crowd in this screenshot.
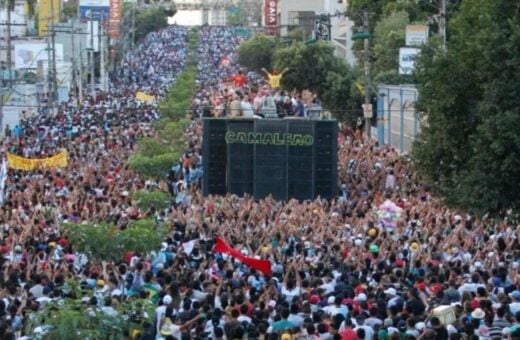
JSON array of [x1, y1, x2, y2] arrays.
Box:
[[0, 25, 519, 340]]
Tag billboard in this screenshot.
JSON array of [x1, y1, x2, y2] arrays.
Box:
[[264, 0, 278, 35], [399, 47, 420, 75], [79, 0, 110, 22], [406, 25, 429, 46], [108, 0, 122, 39], [85, 21, 100, 52], [14, 43, 64, 69], [38, 0, 60, 36]]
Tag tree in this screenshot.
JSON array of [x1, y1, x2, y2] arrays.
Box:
[[372, 10, 409, 79], [413, 0, 520, 215], [25, 294, 156, 340], [133, 190, 171, 212], [62, 0, 78, 19], [134, 7, 170, 42], [238, 34, 277, 73], [128, 152, 180, 179], [272, 41, 362, 121], [62, 219, 167, 263]]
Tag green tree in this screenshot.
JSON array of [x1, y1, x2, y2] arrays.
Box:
[[134, 7, 170, 42], [133, 190, 171, 212], [272, 41, 361, 121], [128, 152, 180, 179], [62, 0, 78, 19], [372, 10, 409, 79], [238, 34, 276, 73], [62, 219, 167, 263], [413, 0, 520, 215], [25, 295, 155, 340]]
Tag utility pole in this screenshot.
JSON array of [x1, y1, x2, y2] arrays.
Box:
[[131, 3, 135, 49], [439, 0, 447, 50], [362, 9, 372, 139], [70, 21, 78, 105], [44, 0, 58, 114], [47, 25, 88, 105], [5, 0, 12, 88], [78, 44, 83, 104], [99, 27, 106, 91], [89, 19, 95, 99]]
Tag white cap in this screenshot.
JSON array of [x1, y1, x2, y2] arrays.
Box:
[[163, 295, 173, 305], [268, 300, 277, 308], [357, 293, 367, 301], [327, 296, 335, 304]]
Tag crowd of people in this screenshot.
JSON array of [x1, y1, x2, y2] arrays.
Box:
[[0, 25, 519, 340]]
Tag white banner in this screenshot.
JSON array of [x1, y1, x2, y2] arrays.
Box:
[[14, 43, 64, 69], [406, 25, 429, 46], [399, 47, 420, 75], [79, 0, 109, 6]]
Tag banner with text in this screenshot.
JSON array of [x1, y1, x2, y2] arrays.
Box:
[[7, 150, 68, 171], [79, 0, 110, 22], [38, 0, 60, 36], [264, 0, 278, 36], [108, 0, 122, 39]]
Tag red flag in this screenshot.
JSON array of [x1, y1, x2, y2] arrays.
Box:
[[213, 237, 272, 277]]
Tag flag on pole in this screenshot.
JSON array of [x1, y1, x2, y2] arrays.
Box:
[[0, 158, 7, 205], [213, 237, 272, 277]]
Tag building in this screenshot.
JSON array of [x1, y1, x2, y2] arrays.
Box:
[[376, 84, 420, 154], [327, 0, 356, 65], [277, 0, 324, 37], [171, 0, 237, 25], [264, 0, 356, 65]]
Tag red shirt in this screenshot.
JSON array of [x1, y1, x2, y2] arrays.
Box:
[[340, 328, 357, 340], [232, 74, 247, 88]]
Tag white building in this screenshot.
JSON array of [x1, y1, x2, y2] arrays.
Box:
[[265, 0, 356, 66], [0, 1, 29, 38]]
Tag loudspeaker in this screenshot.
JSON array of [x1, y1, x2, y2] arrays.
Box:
[[287, 120, 314, 200], [203, 119, 227, 196], [202, 118, 338, 201], [227, 120, 254, 196], [254, 120, 288, 200], [313, 121, 338, 199]]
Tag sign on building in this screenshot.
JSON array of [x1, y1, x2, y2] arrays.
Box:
[[38, 0, 60, 36], [14, 43, 64, 69], [399, 47, 420, 75], [108, 0, 122, 39], [264, 0, 278, 35], [405, 25, 429, 46], [79, 0, 110, 22]]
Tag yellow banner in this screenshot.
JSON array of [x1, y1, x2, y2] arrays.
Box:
[[38, 0, 60, 37], [136, 91, 155, 103], [7, 150, 68, 171]]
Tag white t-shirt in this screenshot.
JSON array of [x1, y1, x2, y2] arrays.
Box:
[[281, 286, 301, 304], [241, 101, 255, 118]]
